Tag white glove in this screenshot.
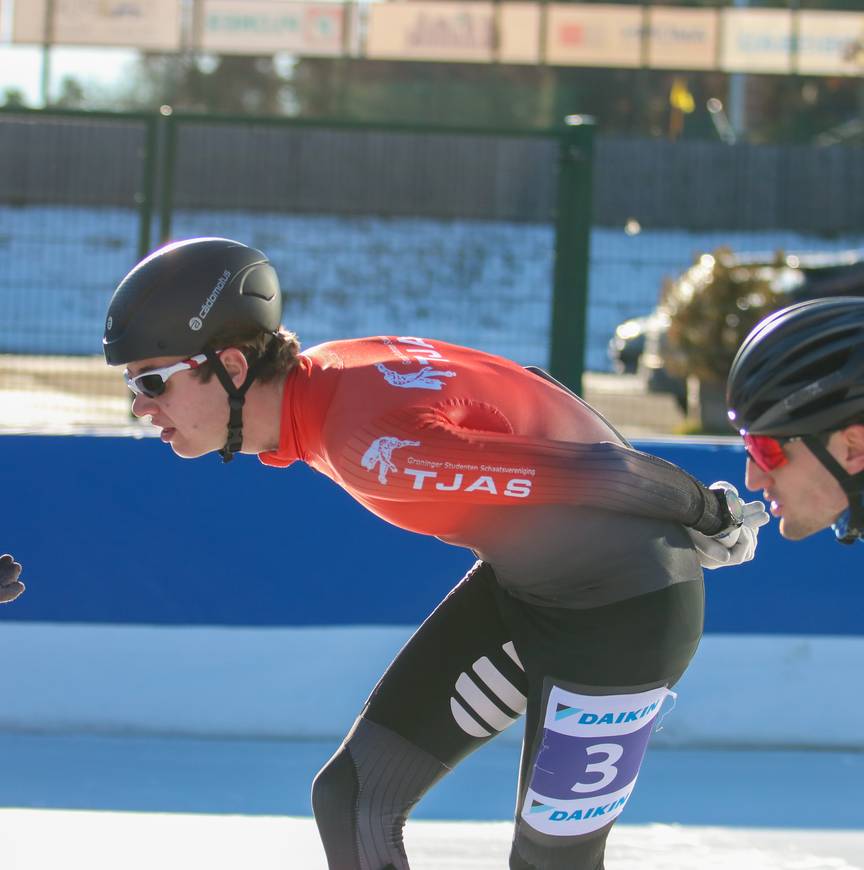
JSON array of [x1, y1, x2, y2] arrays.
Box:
[[688, 482, 770, 570]]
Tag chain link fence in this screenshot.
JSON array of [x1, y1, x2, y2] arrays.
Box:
[[160, 116, 566, 366], [1, 107, 863, 436], [587, 137, 864, 433], [0, 109, 592, 432], [0, 109, 157, 430]]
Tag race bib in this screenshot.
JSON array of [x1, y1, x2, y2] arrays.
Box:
[[521, 684, 674, 837]]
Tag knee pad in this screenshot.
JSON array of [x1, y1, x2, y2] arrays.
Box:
[[312, 718, 450, 870], [312, 743, 360, 827], [312, 744, 364, 869]]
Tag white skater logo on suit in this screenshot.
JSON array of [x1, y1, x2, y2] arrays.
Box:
[[361, 436, 421, 485], [450, 641, 527, 738], [375, 363, 457, 390]]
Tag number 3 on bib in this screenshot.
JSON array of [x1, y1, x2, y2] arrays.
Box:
[[571, 742, 624, 793], [521, 684, 675, 837]]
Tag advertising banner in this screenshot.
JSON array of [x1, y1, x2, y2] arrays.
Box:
[[366, 2, 495, 63], [498, 3, 541, 65], [12, 0, 182, 50], [199, 0, 344, 56], [12, 0, 864, 76], [647, 7, 718, 71], [721, 8, 793, 74], [546, 4, 642, 68], [797, 11, 864, 76]]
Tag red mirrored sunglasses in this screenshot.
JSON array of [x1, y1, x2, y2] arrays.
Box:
[[741, 433, 791, 473]]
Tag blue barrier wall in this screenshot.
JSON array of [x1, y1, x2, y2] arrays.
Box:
[[1, 434, 860, 635], [3, 434, 863, 747]]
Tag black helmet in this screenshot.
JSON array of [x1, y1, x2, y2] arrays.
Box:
[[727, 296, 864, 544], [103, 237, 281, 365], [104, 237, 284, 463], [727, 297, 864, 438]]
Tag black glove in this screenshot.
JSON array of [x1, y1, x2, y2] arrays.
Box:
[[0, 554, 24, 604]]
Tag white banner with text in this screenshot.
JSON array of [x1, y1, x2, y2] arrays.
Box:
[[546, 4, 642, 68], [646, 7, 718, 71], [198, 0, 344, 56], [798, 11, 864, 76], [13, 0, 182, 50], [721, 8, 794, 74]]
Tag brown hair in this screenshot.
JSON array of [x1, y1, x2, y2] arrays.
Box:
[[194, 327, 301, 384]]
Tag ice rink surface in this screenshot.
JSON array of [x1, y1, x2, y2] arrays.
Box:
[[2, 810, 863, 870], [0, 732, 861, 869]]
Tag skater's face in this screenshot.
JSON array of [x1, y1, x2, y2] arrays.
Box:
[[744, 427, 864, 539], [124, 349, 247, 459]]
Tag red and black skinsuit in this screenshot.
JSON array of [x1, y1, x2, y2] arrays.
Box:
[[260, 336, 707, 870]]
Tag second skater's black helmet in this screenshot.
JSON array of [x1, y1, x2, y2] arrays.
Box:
[[727, 296, 864, 542]]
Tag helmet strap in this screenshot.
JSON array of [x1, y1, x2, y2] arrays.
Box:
[[803, 434, 864, 544], [205, 336, 279, 464]]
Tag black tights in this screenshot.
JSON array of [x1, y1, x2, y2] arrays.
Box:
[[312, 563, 703, 869]]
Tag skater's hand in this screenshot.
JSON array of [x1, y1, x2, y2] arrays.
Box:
[[688, 484, 769, 570]]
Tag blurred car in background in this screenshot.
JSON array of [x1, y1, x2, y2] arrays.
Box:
[[608, 314, 651, 375], [608, 309, 686, 408], [608, 248, 864, 411]]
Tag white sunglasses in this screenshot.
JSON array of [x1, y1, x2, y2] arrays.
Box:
[[124, 352, 219, 398]]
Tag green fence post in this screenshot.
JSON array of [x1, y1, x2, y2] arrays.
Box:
[[548, 114, 595, 395], [137, 114, 159, 259], [158, 108, 177, 244]]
